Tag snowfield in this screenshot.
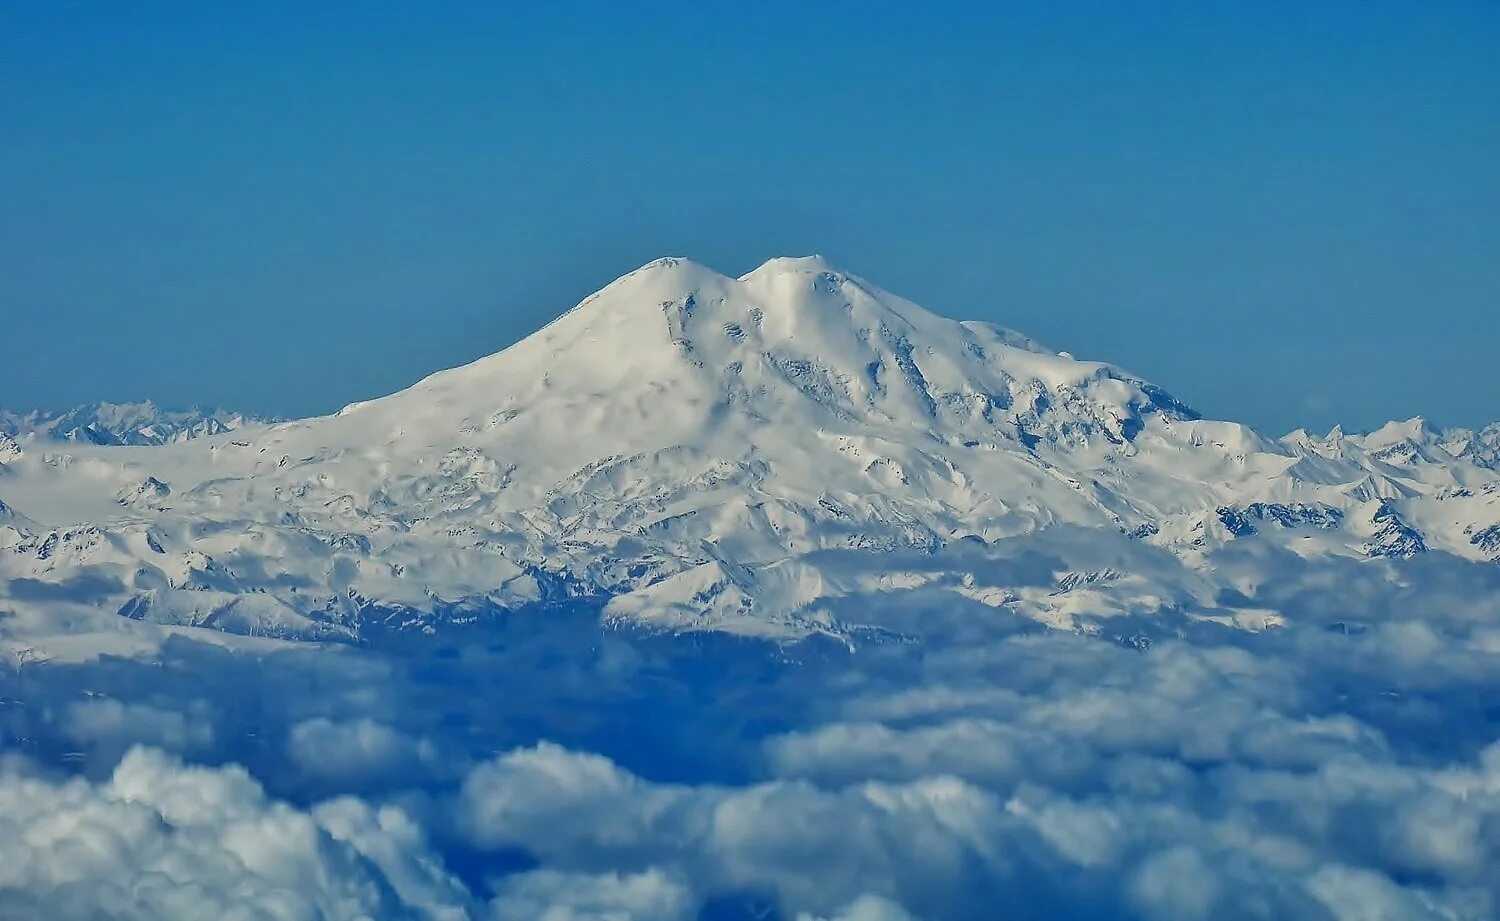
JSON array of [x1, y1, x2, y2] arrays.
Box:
[[2, 256, 1498, 920], [2, 255, 1496, 647]]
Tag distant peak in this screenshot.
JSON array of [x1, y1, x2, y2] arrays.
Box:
[[590, 257, 736, 300], [739, 254, 840, 281], [633, 256, 695, 273], [1364, 416, 1436, 445], [617, 256, 727, 283]]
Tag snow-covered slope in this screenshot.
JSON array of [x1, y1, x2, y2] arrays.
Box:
[[1, 256, 1497, 644], [1283, 416, 1500, 472], [0, 401, 277, 446]]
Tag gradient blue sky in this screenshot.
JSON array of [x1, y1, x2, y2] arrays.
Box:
[[3, 2, 1497, 433]]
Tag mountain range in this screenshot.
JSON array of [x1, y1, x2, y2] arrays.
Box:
[[0, 402, 276, 447], [2, 255, 1497, 645]]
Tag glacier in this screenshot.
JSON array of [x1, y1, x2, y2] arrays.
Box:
[[2, 256, 1498, 920], [0, 255, 1495, 644]]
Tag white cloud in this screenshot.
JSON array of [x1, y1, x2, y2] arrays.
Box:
[[63, 698, 215, 755], [797, 894, 920, 921], [288, 717, 435, 785], [6, 561, 1500, 920], [0, 746, 469, 920], [487, 869, 693, 921], [460, 743, 1002, 916], [1128, 846, 1221, 921], [314, 797, 472, 920], [1304, 865, 1453, 921]]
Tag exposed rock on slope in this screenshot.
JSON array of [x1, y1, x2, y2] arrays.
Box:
[[1, 256, 1497, 641]]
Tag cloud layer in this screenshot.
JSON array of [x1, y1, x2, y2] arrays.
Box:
[[3, 571, 1498, 919], [0, 747, 469, 920]]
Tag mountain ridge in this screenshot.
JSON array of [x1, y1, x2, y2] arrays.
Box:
[[0, 401, 278, 447], [1, 256, 1497, 645]]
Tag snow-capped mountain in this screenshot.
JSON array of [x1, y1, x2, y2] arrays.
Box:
[[0, 401, 277, 447], [1283, 417, 1500, 472], [1, 256, 1497, 642]]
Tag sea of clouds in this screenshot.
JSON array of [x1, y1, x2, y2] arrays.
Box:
[[2, 551, 1499, 920]]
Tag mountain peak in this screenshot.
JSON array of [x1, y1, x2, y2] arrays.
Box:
[[337, 252, 1201, 485], [7, 254, 1498, 648], [1360, 417, 1440, 456], [602, 256, 733, 295], [739, 254, 839, 281]]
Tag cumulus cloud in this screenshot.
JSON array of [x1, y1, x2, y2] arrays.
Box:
[[288, 717, 436, 786], [459, 741, 1008, 915], [796, 895, 919, 921], [314, 797, 472, 920], [447, 605, 1500, 920], [4, 561, 1499, 919], [0, 746, 469, 920], [63, 697, 215, 757], [487, 869, 693, 921], [452, 730, 1500, 919]]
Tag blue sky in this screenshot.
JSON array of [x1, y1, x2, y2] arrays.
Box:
[[2, 2, 1496, 433]]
